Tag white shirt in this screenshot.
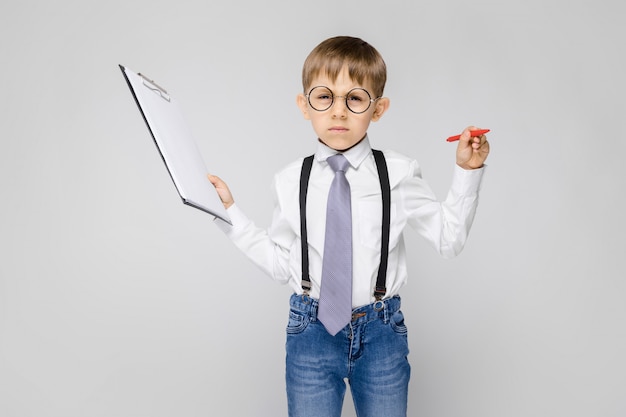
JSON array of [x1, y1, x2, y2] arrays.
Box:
[[215, 136, 485, 308]]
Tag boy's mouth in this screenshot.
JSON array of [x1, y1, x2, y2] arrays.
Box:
[[329, 126, 349, 133]]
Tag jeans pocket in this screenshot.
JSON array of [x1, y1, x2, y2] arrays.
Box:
[[390, 310, 408, 336], [286, 310, 310, 335]]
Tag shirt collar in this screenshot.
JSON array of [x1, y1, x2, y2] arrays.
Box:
[[315, 135, 372, 170]]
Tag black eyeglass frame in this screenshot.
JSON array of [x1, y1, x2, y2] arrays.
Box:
[[305, 85, 381, 114]]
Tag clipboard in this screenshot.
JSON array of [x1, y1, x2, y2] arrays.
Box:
[[120, 65, 231, 224]]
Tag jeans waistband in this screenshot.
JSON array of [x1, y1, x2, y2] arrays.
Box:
[[289, 293, 401, 325]]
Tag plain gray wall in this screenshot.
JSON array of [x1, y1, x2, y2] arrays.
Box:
[[1, 0, 624, 416]]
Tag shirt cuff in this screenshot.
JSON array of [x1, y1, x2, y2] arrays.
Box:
[[213, 203, 251, 237], [451, 164, 486, 195]]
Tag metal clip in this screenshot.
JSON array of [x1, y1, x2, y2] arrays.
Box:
[[138, 72, 171, 102]]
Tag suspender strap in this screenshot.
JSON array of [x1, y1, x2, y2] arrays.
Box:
[[371, 149, 391, 300], [299, 150, 391, 299], [299, 155, 315, 294]]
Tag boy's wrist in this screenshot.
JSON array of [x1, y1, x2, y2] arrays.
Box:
[[456, 162, 483, 170]]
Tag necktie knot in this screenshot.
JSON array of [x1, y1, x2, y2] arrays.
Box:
[[327, 154, 349, 174]]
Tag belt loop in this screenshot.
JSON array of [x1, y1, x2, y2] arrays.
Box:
[[306, 296, 318, 321], [311, 300, 317, 322], [383, 300, 389, 323]]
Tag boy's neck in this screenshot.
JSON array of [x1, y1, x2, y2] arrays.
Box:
[[318, 135, 367, 153]]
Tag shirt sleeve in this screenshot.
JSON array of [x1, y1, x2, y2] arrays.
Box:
[[213, 176, 294, 285], [403, 162, 485, 258]]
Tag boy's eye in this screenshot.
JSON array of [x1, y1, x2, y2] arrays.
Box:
[[347, 94, 364, 102], [317, 94, 332, 101]]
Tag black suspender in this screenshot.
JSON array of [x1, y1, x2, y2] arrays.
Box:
[[299, 155, 314, 294], [372, 150, 391, 300], [299, 149, 391, 300]]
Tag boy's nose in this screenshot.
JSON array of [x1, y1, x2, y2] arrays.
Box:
[[331, 99, 348, 118]]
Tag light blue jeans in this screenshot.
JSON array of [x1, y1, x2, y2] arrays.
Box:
[[285, 294, 410, 417]]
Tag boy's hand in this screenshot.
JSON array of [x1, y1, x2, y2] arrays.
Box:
[[455, 126, 490, 170], [208, 174, 235, 209]]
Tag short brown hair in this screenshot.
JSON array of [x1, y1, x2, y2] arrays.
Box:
[[302, 36, 387, 97]]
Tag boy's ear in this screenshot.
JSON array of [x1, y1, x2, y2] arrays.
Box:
[[296, 94, 311, 120], [371, 97, 390, 122]]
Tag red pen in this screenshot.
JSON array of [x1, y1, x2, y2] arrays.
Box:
[[446, 129, 490, 142]]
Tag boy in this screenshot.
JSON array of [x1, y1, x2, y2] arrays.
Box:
[[209, 36, 489, 417]]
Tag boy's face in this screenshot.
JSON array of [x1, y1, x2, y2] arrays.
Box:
[[297, 66, 389, 152]]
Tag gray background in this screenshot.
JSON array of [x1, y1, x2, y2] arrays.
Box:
[[1, 0, 624, 416]]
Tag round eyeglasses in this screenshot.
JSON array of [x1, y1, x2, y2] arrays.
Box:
[[305, 86, 380, 114]]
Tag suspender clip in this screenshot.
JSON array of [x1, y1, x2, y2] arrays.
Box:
[[374, 286, 386, 301], [301, 276, 312, 296]]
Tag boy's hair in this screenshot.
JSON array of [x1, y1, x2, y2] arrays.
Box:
[[302, 36, 387, 97]]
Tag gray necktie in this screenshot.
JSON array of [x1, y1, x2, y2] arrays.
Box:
[[318, 154, 352, 336]]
